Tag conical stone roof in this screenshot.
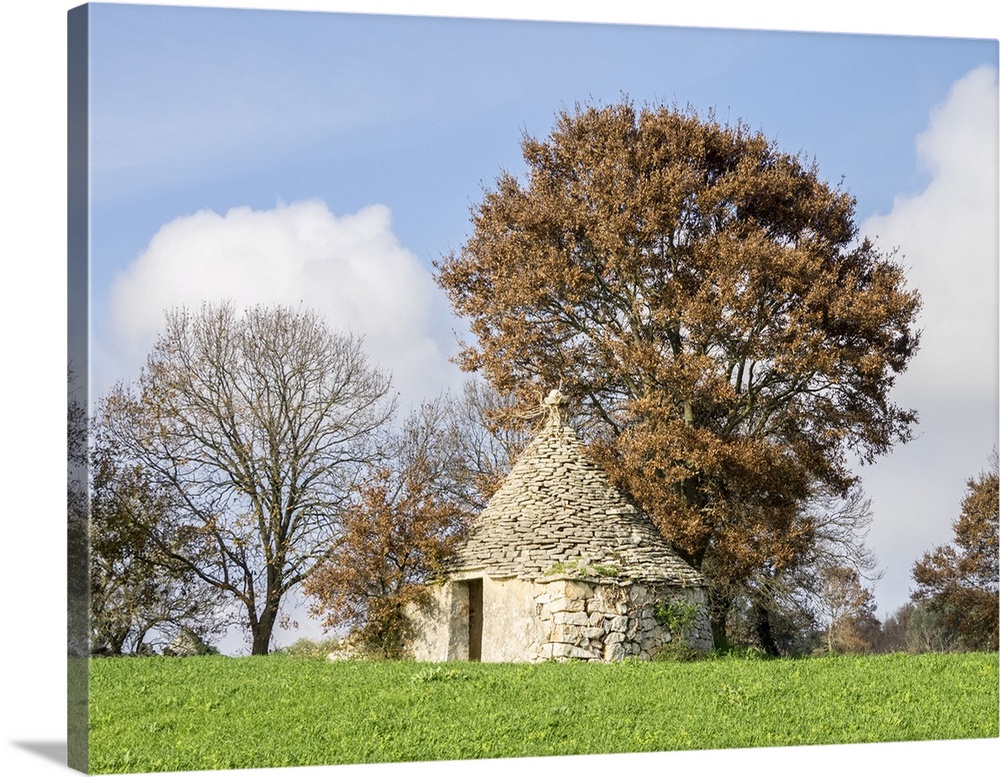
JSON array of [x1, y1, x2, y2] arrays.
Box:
[[447, 390, 704, 586]]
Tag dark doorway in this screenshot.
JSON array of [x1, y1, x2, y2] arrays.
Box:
[[467, 578, 483, 661]]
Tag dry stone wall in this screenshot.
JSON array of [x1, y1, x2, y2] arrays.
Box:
[[529, 576, 713, 661], [405, 574, 713, 662]]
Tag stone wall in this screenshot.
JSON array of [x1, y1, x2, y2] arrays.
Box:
[[404, 580, 469, 662], [405, 573, 713, 662], [531, 576, 713, 661], [481, 577, 550, 661]]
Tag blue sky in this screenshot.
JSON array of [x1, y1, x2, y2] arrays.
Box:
[[2, 2, 998, 776], [89, 6, 988, 277]]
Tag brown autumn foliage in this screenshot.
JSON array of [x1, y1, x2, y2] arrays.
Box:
[[911, 454, 999, 651], [435, 101, 921, 640], [304, 401, 475, 657]]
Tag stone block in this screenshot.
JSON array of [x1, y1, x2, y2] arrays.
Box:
[[553, 610, 591, 626], [550, 623, 581, 643], [551, 642, 596, 660], [551, 597, 586, 613], [561, 580, 595, 601], [604, 642, 627, 661]]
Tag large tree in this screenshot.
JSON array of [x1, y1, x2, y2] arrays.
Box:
[[100, 303, 395, 654], [436, 101, 921, 642], [911, 454, 999, 651]]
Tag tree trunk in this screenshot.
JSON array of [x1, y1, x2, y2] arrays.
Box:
[[753, 602, 780, 656], [249, 578, 282, 655], [711, 612, 728, 651], [250, 608, 276, 655], [708, 587, 731, 650]]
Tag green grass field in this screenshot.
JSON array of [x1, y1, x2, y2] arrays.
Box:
[[87, 652, 999, 773]]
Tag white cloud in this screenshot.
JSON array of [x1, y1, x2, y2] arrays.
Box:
[[862, 65, 999, 398], [104, 199, 465, 410], [855, 66, 999, 616]]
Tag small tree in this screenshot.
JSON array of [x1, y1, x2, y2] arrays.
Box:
[[911, 454, 999, 651], [815, 564, 880, 654], [875, 601, 958, 654], [305, 399, 474, 657], [905, 602, 961, 653], [89, 426, 228, 655], [876, 602, 912, 653]]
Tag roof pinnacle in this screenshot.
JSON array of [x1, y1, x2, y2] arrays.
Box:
[[542, 388, 569, 424]]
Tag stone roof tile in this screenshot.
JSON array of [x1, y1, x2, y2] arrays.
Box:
[[447, 390, 704, 586]]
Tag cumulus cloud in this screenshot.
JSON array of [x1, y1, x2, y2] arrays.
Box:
[[104, 199, 465, 410], [856, 66, 999, 615], [862, 65, 999, 398]]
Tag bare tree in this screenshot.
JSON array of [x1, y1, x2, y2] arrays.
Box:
[[446, 379, 531, 509], [705, 483, 880, 653], [100, 303, 395, 654]]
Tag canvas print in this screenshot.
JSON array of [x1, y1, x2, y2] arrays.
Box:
[[67, 2, 999, 775]]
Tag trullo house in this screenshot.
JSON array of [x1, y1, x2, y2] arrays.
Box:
[[405, 389, 713, 661]]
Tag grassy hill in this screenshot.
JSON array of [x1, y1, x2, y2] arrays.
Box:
[[87, 652, 999, 773]]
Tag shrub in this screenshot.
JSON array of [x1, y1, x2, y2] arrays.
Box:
[[653, 599, 703, 660], [275, 636, 343, 659]]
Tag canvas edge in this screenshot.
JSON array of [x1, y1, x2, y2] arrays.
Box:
[[67, 3, 90, 773]]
